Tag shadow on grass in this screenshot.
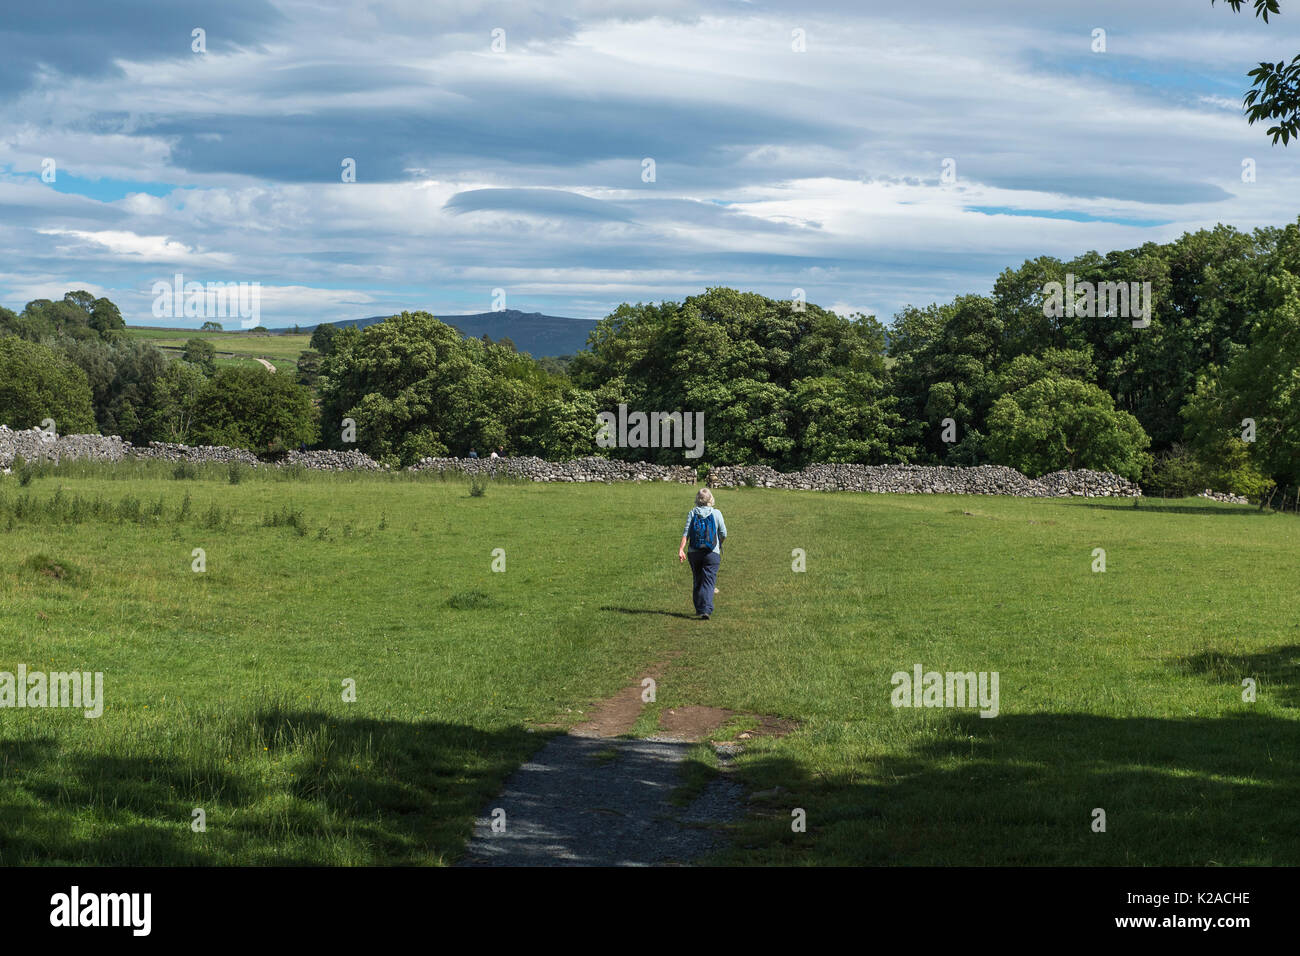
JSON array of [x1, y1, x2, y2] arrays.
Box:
[[714, 650, 1300, 866], [600, 606, 697, 620], [10, 650, 1298, 866], [0, 709, 546, 866], [1177, 644, 1300, 709], [716, 706, 1300, 866]]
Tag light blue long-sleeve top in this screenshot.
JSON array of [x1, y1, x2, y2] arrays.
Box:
[[683, 505, 727, 554]]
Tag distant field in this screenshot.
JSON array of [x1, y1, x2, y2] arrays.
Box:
[[0, 465, 1296, 865], [126, 327, 313, 371]]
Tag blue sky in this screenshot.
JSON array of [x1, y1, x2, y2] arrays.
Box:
[[1, 0, 1298, 328]]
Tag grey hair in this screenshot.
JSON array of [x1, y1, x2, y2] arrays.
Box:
[[695, 488, 714, 507]]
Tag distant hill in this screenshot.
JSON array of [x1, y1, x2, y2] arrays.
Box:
[[284, 310, 598, 357]]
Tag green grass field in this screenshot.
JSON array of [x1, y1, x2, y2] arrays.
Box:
[[125, 327, 313, 371], [1, 463, 1296, 865]]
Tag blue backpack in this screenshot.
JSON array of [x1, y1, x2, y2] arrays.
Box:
[[688, 510, 718, 550]]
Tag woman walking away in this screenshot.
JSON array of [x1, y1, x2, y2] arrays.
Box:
[[679, 488, 727, 619]]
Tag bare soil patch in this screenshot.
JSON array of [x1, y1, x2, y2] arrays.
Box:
[[657, 705, 736, 740], [569, 663, 669, 737]]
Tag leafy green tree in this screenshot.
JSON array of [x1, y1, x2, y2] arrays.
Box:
[[986, 377, 1151, 480], [571, 288, 900, 467], [526, 388, 600, 459], [1147, 440, 1272, 499], [1214, 0, 1300, 143], [296, 349, 322, 388], [319, 312, 493, 463], [319, 312, 599, 464], [20, 296, 95, 341], [994, 349, 1096, 395], [992, 256, 1069, 358], [191, 366, 318, 452], [536, 354, 574, 377], [16, 291, 124, 343], [144, 360, 206, 444], [331, 325, 361, 354], [200, 321, 224, 332], [0, 307, 31, 340], [60, 338, 168, 441], [792, 372, 907, 463], [0, 337, 97, 433], [310, 323, 341, 355], [984, 226, 1264, 455], [1183, 251, 1300, 487], [87, 298, 125, 341], [889, 295, 1003, 463], [182, 337, 217, 374]]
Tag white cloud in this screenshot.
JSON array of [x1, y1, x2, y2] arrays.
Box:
[[2, 0, 1298, 324], [37, 228, 229, 265]]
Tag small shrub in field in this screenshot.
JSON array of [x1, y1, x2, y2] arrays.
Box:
[[469, 476, 488, 497], [17, 457, 35, 487], [446, 589, 494, 610], [24, 553, 80, 583], [201, 503, 225, 529], [228, 463, 245, 485], [178, 491, 193, 521], [117, 495, 142, 523], [172, 462, 199, 481], [264, 504, 307, 534]]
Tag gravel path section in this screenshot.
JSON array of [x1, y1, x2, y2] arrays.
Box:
[[459, 735, 743, 866]]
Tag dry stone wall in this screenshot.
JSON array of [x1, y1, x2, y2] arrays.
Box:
[[0, 427, 1251, 502], [132, 441, 262, 466], [1196, 489, 1249, 504], [707, 463, 1143, 498], [409, 455, 697, 483], [0, 426, 129, 469], [0, 428, 385, 472]]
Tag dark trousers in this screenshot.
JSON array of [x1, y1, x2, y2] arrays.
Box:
[[687, 549, 720, 615]]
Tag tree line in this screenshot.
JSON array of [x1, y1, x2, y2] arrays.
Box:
[[0, 297, 314, 452], [3, 216, 1300, 496]]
